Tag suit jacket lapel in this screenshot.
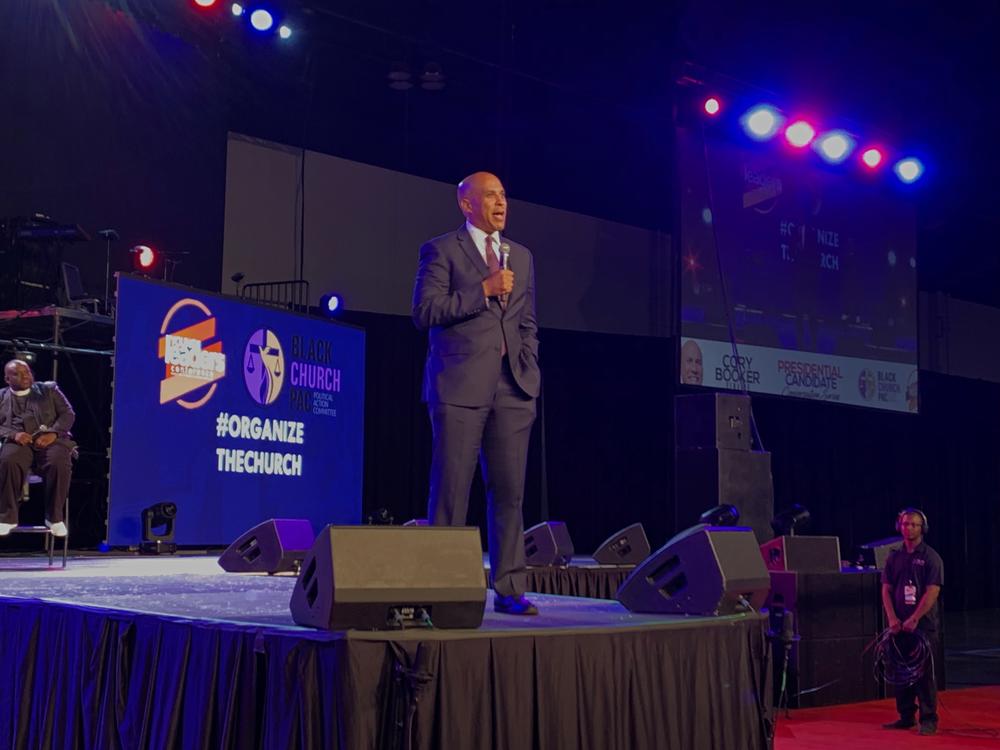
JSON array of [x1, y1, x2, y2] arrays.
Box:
[[0, 389, 10, 431], [456, 226, 489, 276], [23, 384, 43, 434]]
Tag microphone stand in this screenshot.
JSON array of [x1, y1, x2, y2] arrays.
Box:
[[97, 228, 119, 316]]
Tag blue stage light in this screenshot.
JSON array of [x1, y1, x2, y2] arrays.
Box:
[[278, 24, 292, 39], [320, 293, 343, 316], [231, 2, 243, 15], [740, 105, 784, 141], [894, 157, 924, 184], [250, 8, 274, 31], [815, 130, 855, 163]]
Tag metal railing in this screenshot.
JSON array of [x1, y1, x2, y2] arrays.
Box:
[[239, 280, 311, 314]]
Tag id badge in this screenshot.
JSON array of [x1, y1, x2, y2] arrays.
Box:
[[904, 584, 917, 606]]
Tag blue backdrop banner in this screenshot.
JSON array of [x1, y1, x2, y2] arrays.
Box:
[[107, 275, 364, 545]]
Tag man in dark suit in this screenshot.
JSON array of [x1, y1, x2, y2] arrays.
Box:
[[0, 359, 76, 537], [413, 172, 541, 615]]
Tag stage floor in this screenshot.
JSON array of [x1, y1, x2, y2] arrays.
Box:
[[0, 555, 772, 749], [0, 554, 667, 637]]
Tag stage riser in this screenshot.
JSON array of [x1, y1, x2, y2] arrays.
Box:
[[0, 595, 772, 750]]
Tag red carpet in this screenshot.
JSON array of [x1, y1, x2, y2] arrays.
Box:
[[774, 686, 1000, 749]]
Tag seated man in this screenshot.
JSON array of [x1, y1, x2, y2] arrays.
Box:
[[0, 359, 76, 537]]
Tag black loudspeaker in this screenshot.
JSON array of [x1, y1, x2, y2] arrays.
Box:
[[617, 525, 770, 616], [675, 393, 752, 451], [857, 537, 902, 569], [218, 518, 316, 574], [768, 570, 883, 640], [792, 635, 884, 708], [289, 526, 486, 630], [592, 523, 651, 565], [766, 570, 887, 707], [675, 447, 774, 544], [524, 521, 574, 566], [760, 535, 842, 573]]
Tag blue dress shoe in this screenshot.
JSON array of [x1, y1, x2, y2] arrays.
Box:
[[494, 594, 539, 615]]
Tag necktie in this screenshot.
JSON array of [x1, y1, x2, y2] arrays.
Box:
[[485, 236, 507, 309], [485, 235, 507, 356]]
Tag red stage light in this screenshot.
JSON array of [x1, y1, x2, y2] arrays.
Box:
[[131, 245, 158, 271], [194, 0, 218, 7], [703, 97, 721, 116], [861, 148, 884, 169]]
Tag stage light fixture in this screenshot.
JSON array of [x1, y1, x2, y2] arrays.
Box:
[[815, 130, 854, 163], [784, 120, 816, 148], [12, 348, 36, 365], [741, 105, 784, 141], [387, 62, 413, 91], [699, 504, 740, 527], [130, 245, 158, 272], [771, 504, 811, 537], [420, 62, 446, 91], [141, 501, 178, 554], [319, 292, 343, 317], [861, 147, 884, 169], [278, 24, 292, 39], [194, 0, 217, 7], [894, 157, 924, 184], [703, 96, 721, 116], [231, 2, 244, 15], [250, 8, 274, 31]]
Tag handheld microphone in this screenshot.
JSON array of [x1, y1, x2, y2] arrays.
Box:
[[499, 243, 511, 305]]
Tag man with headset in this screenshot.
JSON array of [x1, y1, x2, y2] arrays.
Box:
[[881, 508, 943, 736]]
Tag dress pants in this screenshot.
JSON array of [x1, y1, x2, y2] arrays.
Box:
[[0, 440, 74, 525], [427, 359, 536, 597]]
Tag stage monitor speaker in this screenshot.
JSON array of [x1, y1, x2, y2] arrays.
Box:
[[760, 535, 842, 573], [675, 393, 752, 451], [218, 518, 316, 574], [856, 537, 902, 569], [524, 521, 574, 566], [289, 525, 486, 630], [675, 447, 774, 544], [592, 523, 651, 565], [617, 525, 770, 616]]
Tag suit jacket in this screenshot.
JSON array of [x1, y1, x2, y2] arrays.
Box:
[[0, 381, 76, 441], [413, 226, 541, 407]]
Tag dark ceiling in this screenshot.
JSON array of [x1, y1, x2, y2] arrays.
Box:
[[2, 0, 997, 303]]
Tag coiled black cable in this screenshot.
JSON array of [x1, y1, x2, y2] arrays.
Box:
[[873, 627, 933, 687]]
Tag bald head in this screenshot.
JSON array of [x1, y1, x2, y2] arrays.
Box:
[[457, 172, 507, 234], [4, 359, 34, 391]]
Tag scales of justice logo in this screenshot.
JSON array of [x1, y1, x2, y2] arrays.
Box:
[[243, 329, 286, 406]]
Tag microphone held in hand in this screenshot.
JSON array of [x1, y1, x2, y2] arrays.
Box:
[[499, 242, 511, 306]]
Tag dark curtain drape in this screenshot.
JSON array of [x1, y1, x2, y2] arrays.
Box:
[[522, 566, 633, 600], [0, 597, 771, 750], [347, 310, 999, 612]]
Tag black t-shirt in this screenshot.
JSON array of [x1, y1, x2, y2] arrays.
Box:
[[881, 540, 944, 631]]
